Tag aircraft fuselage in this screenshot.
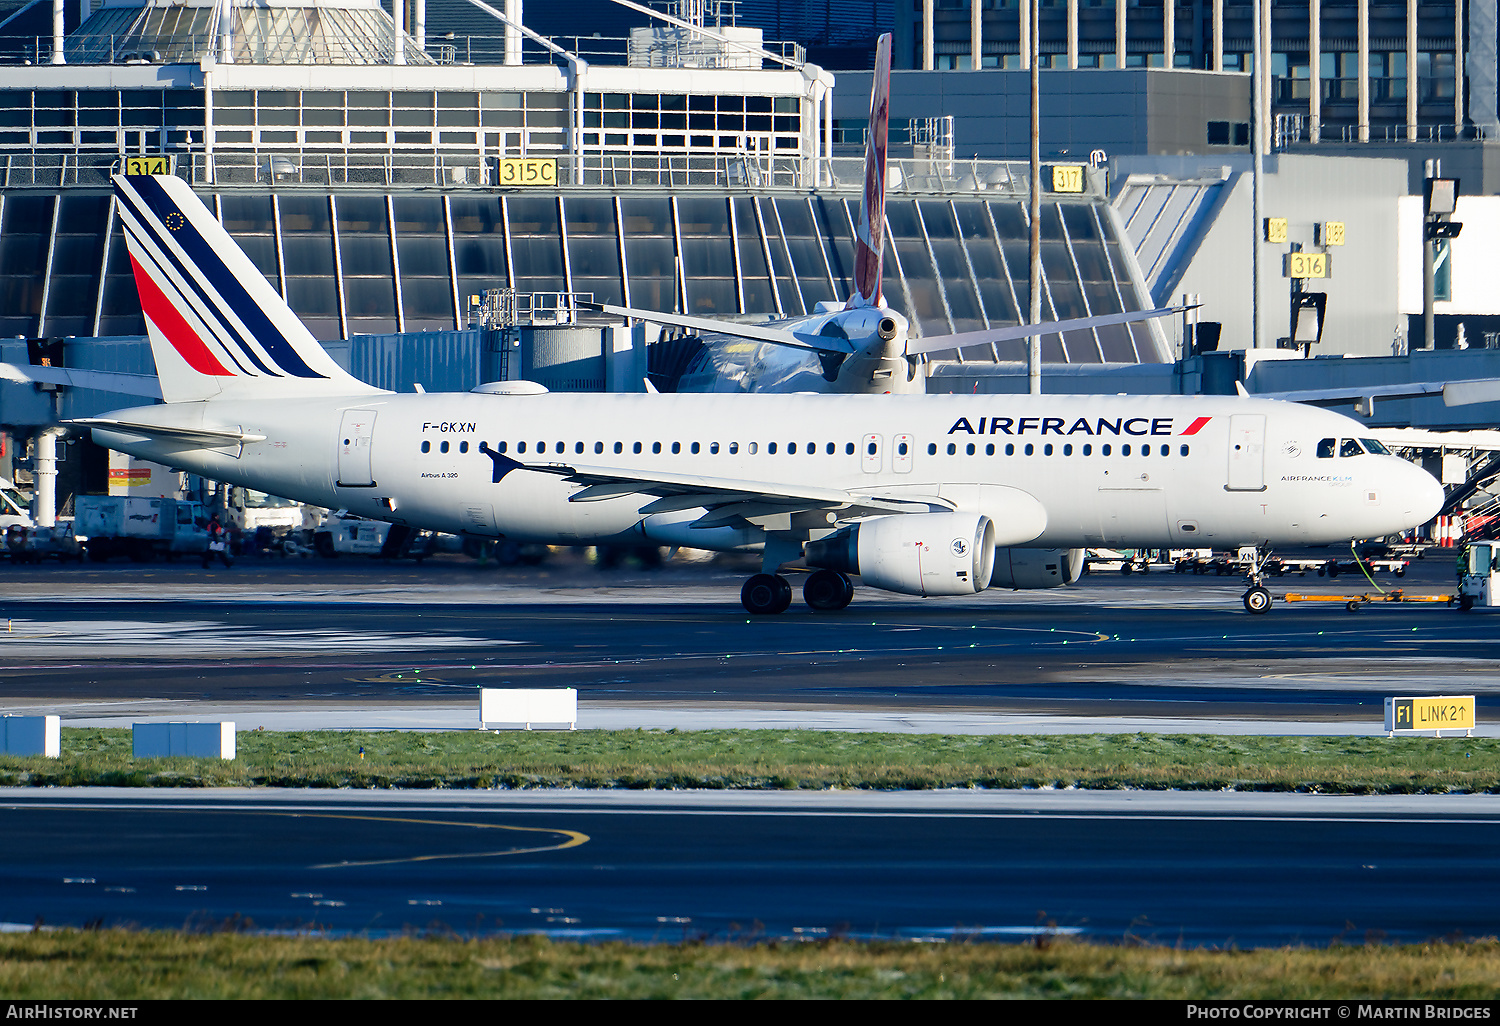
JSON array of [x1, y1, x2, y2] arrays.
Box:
[[92, 391, 1442, 555]]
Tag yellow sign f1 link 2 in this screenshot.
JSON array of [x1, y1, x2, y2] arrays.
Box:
[[1385, 695, 1475, 737]]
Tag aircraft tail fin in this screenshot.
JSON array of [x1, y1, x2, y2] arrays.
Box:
[[113, 174, 384, 404], [848, 32, 891, 310]]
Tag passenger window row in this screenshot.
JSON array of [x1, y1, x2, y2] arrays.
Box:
[[475, 440, 865, 457], [417, 439, 1194, 458], [927, 441, 1191, 458]]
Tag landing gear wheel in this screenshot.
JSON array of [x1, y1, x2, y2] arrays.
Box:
[[1243, 586, 1272, 614], [1459, 594, 1476, 612], [803, 569, 854, 611], [742, 573, 793, 615]]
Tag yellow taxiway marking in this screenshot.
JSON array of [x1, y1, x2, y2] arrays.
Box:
[[271, 813, 589, 869]]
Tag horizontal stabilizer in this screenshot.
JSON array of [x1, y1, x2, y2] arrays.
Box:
[[0, 362, 163, 399], [68, 417, 266, 447]]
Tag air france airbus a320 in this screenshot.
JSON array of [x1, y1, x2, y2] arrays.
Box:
[[74, 166, 1442, 615]]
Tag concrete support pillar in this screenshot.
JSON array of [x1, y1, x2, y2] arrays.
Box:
[[50, 0, 63, 64], [505, 0, 523, 67], [1020, 0, 1030, 71], [1067, 0, 1078, 69], [33, 429, 61, 529], [1212, 0, 1222, 72], [921, 0, 933, 70], [1310, 0, 1321, 142], [1472, 0, 1500, 135], [203, 66, 215, 185], [1456, 0, 1466, 133], [1116, 0, 1125, 69], [218, 0, 233, 63], [1407, 0, 1418, 139], [970, 0, 980, 69], [1358, 0, 1370, 141], [1164, 0, 1174, 69], [1263, 0, 1273, 150], [394, 0, 405, 65]]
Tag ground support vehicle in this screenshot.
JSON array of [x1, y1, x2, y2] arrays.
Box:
[[1284, 589, 1455, 613], [73, 496, 207, 562], [3, 523, 80, 563], [313, 512, 453, 561]]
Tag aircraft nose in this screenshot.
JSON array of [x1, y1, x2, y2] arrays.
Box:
[[1401, 460, 1445, 527]]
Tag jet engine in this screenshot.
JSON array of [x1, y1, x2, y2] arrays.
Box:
[[989, 547, 1086, 590], [804, 512, 995, 597]]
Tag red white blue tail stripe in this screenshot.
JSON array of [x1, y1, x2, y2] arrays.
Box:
[[114, 173, 377, 403]]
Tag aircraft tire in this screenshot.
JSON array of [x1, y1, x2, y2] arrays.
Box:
[[1242, 587, 1273, 614], [803, 569, 854, 611], [742, 574, 793, 615]]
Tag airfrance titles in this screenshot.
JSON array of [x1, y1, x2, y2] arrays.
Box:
[[947, 415, 1212, 438]]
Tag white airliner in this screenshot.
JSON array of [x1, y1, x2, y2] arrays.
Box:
[[583, 33, 1180, 397], [69, 169, 1444, 615]]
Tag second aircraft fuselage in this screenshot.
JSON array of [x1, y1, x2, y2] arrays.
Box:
[[94, 392, 1443, 553]]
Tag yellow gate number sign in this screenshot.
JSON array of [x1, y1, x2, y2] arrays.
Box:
[[497, 158, 557, 187], [1385, 695, 1476, 736], [1320, 220, 1345, 246], [1284, 252, 1328, 279], [1050, 165, 1084, 193], [123, 155, 172, 176], [1264, 217, 1288, 244]]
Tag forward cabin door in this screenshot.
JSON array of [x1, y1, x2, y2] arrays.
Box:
[[336, 409, 378, 488], [1226, 415, 1266, 492]]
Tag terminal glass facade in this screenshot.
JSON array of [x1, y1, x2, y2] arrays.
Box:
[[0, 185, 1159, 364]]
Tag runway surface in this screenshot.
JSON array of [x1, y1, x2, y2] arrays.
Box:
[[4, 789, 1499, 947], [2, 554, 1497, 949], [0, 553, 1491, 733]]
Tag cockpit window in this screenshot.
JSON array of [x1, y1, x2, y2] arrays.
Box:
[[1316, 438, 1336, 458], [1361, 438, 1390, 455], [1339, 438, 1365, 458]]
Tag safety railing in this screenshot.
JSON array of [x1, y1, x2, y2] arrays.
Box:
[[0, 149, 1085, 199]]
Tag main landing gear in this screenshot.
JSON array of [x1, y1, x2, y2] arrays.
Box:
[[741, 569, 855, 614], [1241, 545, 1274, 614]]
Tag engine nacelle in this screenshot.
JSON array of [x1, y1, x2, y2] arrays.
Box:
[[989, 547, 1086, 590], [804, 512, 995, 597]]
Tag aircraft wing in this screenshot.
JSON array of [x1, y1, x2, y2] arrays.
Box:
[[579, 302, 856, 355], [0, 362, 164, 399], [561, 462, 949, 526], [904, 307, 1184, 357]]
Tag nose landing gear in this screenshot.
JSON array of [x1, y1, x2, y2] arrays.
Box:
[[1241, 545, 1274, 614]]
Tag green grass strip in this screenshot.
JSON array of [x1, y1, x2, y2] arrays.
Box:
[[3, 931, 1500, 998], [2, 728, 1499, 792]]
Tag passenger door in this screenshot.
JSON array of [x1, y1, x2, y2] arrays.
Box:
[[337, 409, 378, 488], [1226, 414, 1266, 492]]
